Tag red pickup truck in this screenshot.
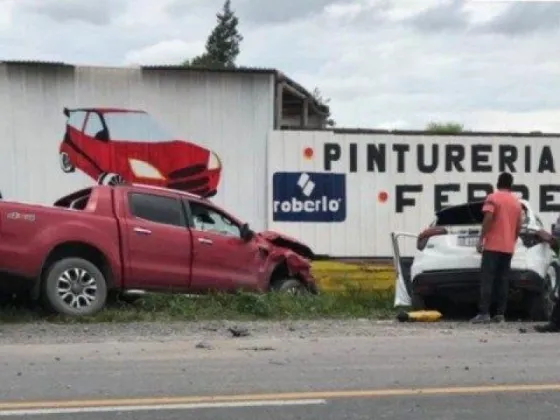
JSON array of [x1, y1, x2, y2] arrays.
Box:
[[0, 184, 317, 316]]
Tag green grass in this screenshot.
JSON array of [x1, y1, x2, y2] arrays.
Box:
[[0, 288, 396, 324]]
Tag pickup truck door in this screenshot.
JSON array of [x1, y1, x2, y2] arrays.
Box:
[[390, 231, 417, 307], [120, 191, 193, 290], [184, 199, 264, 292]]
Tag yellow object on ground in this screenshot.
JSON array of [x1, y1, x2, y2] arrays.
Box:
[[311, 260, 395, 292], [396, 310, 443, 322]]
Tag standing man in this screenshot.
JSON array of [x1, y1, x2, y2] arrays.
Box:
[[472, 172, 523, 324]]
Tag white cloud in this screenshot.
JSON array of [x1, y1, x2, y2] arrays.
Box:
[[0, 0, 15, 29], [16, 0, 127, 26], [124, 39, 205, 65], [1, 0, 560, 132]]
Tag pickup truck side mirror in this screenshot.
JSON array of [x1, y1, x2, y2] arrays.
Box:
[[240, 223, 254, 242]]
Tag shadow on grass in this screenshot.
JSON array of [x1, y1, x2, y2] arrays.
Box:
[[0, 287, 396, 324]]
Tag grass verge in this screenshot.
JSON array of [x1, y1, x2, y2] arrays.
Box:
[[0, 288, 395, 324]]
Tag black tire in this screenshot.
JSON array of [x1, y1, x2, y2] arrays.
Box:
[[42, 257, 108, 317], [107, 291, 142, 306], [59, 152, 75, 173], [120, 295, 142, 305], [98, 172, 125, 186], [527, 272, 555, 321], [411, 293, 426, 310], [0, 292, 15, 306], [271, 278, 308, 295]]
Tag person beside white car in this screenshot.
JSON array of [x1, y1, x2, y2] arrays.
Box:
[[471, 173, 523, 324], [391, 176, 559, 321]]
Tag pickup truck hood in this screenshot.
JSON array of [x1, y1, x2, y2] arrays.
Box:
[[258, 231, 314, 260]]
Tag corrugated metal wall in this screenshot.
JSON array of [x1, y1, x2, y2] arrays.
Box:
[[268, 130, 560, 258], [0, 63, 274, 230]]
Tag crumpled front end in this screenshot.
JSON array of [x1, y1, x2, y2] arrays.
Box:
[[259, 231, 318, 293], [284, 251, 318, 294]]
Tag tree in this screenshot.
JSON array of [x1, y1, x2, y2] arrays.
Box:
[[425, 121, 464, 134], [184, 0, 243, 68], [312, 88, 335, 127], [183, 54, 217, 68]]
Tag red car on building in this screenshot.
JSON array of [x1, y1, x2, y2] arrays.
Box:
[[58, 108, 222, 197]]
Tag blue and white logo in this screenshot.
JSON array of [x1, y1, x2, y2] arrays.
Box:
[[272, 172, 346, 222]]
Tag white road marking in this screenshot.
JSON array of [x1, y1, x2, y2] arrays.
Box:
[[0, 399, 327, 416]]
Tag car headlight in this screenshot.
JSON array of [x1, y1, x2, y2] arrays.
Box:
[[207, 151, 221, 170], [128, 159, 165, 180]]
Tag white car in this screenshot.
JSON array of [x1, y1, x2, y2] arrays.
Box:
[[391, 199, 559, 321]]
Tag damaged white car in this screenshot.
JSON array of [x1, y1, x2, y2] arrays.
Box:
[[391, 199, 560, 321]]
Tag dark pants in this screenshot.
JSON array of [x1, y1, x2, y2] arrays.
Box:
[[478, 250, 513, 315]]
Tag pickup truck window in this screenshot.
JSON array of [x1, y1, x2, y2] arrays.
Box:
[[129, 192, 185, 227], [187, 201, 241, 238]]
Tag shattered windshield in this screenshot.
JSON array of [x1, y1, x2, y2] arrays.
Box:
[[103, 112, 174, 142]]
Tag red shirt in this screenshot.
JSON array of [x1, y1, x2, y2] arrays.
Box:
[[482, 190, 522, 254]]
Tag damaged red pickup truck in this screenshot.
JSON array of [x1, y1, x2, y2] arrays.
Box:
[[0, 184, 317, 316]]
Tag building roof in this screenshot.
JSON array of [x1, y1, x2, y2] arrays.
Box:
[[0, 60, 74, 67], [141, 65, 330, 116], [281, 126, 560, 137], [0, 60, 330, 117]]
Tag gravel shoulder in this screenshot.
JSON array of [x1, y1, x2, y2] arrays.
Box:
[[0, 319, 553, 404], [0, 319, 536, 345]]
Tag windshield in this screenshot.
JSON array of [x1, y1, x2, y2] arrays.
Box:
[[103, 112, 174, 142], [435, 201, 484, 226]]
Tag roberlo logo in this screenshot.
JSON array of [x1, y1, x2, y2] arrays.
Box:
[[272, 172, 346, 222]]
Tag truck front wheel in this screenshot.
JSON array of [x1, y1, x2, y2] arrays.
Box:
[[271, 278, 308, 295], [42, 257, 108, 317]]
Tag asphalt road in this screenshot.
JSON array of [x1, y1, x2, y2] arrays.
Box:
[[0, 320, 559, 419]]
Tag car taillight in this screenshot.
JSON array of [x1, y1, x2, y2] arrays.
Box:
[[519, 229, 556, 248], [417, 227, 448, 251]]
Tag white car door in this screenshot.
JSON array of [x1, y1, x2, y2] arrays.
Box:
[[390, 231, 418, 307]]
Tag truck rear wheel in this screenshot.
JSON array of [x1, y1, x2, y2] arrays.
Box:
[[42, 257, 107, 317]]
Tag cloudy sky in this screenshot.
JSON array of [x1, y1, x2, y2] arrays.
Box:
[[0, 0, 559, 131]]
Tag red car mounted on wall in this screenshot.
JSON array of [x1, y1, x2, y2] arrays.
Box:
[[58, 108, 222, 197]]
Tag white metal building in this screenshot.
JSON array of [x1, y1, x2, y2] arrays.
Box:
[[0, 61, 329, 231], [6, 60, 556, 261], [268, 128, 560, 258]]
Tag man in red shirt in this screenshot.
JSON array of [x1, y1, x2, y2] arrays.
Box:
[[472, 172, 523, 324]]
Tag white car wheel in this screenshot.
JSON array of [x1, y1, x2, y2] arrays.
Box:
[[528, 265, 557, 321], [59, 152, 75, 173], [548, 263, 559, 301]]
